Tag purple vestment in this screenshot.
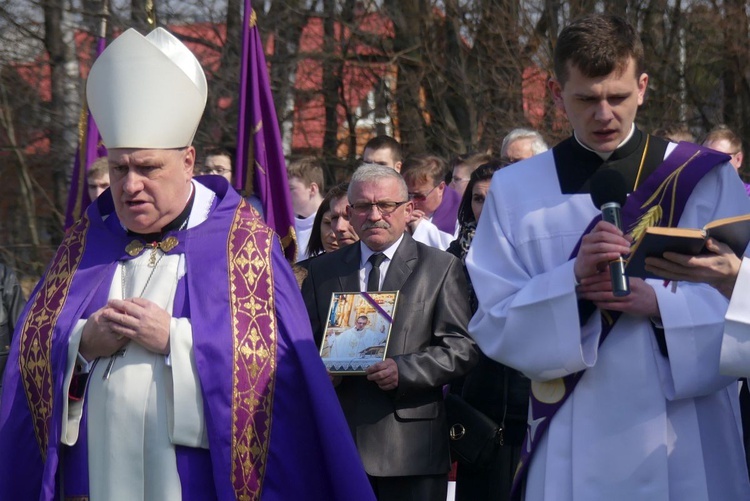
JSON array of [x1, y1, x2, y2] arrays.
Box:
[[511, 141, 731, 498], [431, 186, 461, 234], [0, 177, 375, 500]]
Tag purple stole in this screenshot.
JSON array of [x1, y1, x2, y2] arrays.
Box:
[[510, 141, 731, 499], [1, 177, 375, 500], [10, 180, 281, 499], [432, 185, 461, 234]]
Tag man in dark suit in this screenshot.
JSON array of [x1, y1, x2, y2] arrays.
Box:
[[302, 164, 478, 500]]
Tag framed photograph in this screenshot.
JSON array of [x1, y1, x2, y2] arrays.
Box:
[[320, 291, 399, 374]]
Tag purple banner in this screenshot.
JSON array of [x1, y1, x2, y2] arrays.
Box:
[[236, 1, 297, 261], [65, 35, 107, 230]]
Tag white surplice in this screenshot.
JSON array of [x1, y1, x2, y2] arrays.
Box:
[[466, 148, 750, 501], [329, 327, 384, 359], [60, 181, 213, 501], [411, 217, 457, 251], [722, 257, 750, 377]]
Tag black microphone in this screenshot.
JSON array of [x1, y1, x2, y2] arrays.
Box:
[[590, 169, 630, 297]]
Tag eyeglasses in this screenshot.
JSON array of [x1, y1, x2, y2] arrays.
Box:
[[408, 184, 439, 201], [349, 201, 409, 215], [199, 167, 232, 175]]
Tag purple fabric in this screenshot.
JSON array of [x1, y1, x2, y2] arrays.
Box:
[[511, 141, 731, 500], [0, 177, 374, 500], [744, 182, 750, 196], [431, 185, 461, 234], [236, 0, 297, 261], [64, 36, 107, 230]]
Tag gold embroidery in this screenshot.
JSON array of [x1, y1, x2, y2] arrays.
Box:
[[628, 150, 703, 242], [229, 207, 277, 498], [629, 205, 663, 244], [125, 236, 179, 257], [20, 216, 89, 459]]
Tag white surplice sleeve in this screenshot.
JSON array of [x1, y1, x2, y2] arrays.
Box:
[[466, 163, 602, 382], [61, 320, 88, 445], [167, 317, 208, 448]]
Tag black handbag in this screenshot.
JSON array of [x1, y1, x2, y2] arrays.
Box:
[[445, 392, 504, 468]]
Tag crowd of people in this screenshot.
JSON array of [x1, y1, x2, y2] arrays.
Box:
[[1, 11, 750, 501]]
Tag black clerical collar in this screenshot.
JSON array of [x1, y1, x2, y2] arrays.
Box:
[[127, 188, 196, 242], [553, 128, 669, 194]]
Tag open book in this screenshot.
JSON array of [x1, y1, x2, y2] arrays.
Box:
[[626, 213, 750, 279]]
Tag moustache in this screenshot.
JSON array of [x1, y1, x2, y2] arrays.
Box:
[[361, 221, 390, 231]]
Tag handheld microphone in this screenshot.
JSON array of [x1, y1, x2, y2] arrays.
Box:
[[590, 169, 630, 297]]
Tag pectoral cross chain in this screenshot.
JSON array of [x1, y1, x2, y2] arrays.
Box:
[[102, 348, 126, 380]]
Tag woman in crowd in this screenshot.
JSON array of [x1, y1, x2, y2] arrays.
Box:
[[448, 161, 530, 501], [294, 183, 349, 286]]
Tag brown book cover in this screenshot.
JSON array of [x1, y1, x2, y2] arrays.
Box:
[[626, 213, 750, 279]]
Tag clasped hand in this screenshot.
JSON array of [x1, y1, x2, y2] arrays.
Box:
[[574, 221, 659, 317], [79, 297, 171, 361]]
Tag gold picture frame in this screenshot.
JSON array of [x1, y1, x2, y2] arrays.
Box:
[[320, 291, 399, 374]]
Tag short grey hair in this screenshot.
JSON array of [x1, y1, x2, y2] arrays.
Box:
[[500, 128, 549, 157], [348, 163, 409, 201]]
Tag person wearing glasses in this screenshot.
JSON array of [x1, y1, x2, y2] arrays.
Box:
[[199, 146, 234, 181], [702, 125, 750, 195], [197, 145, 265, 218], [401, 154, 462, 250], [302, 163, 478, 501], [0, 27, 374, 500]]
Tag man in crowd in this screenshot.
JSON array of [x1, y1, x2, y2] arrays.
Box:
[[702, 124, 749, 194], [499, 128, 548, 164], [198, 146, 234, 182], [467, 13, 750, 500], [302, 164, 478, 500], [362, 135, 403, 172], [652, 124, 695, 143], [0, 27, 373, 501], [401, 154, 461, 250], [86, 156, 111, 201], [448, 152, 493, 197], [329, 315, 384, 359], [329, 183, 360, 248], [197, 145, 265, 216], [287, 156, 326, 262]]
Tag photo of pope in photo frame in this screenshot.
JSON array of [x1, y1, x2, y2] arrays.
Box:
[[320, 291, 399, 374]]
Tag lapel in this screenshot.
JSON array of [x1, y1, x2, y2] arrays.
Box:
[[381, 233, 417, 291], [337, 243, 362, 292]]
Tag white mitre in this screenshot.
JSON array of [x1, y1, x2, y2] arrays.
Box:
[[86, 28, 208, 149]]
